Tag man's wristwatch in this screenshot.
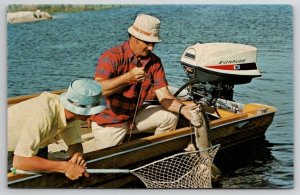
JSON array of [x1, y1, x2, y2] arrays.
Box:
[[179, 105, 185, 115]]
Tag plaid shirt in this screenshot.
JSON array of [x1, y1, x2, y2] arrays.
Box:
[[92, 40, 168, 126]]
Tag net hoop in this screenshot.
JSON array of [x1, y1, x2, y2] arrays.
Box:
[[131, 144, 220, 188]]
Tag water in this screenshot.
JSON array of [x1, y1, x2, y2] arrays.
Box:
[[7, 5, 293, 188]]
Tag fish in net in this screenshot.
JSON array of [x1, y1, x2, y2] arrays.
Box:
[[130, 144, 220, 188]]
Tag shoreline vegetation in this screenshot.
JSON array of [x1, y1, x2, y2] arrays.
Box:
[[7, 4, 133, 14]]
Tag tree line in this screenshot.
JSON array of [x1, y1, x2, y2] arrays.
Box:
[[7, 4, 132, 14]]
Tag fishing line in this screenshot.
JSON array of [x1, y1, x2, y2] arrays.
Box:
[[127, 81, 143, 142], [127, 73, 187, 142]]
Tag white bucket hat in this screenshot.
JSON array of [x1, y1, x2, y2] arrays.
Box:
[[128, 13, 161, 43], [60, 79, 106, 116]]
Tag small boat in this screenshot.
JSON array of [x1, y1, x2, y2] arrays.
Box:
[[7, 43, 277, 188]]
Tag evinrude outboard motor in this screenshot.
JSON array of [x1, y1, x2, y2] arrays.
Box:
[[178, 43, 261, 113]]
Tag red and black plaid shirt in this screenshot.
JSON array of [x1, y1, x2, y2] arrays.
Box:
[[92, 40, 168, 126]]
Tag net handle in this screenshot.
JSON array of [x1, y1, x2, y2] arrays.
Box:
[[11, 168, 131, 175]]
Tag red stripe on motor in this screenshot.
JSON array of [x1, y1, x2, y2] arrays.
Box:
[[206, 64, 236, 70]]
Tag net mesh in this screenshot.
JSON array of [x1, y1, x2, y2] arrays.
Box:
[[131, 144, 220, 188]]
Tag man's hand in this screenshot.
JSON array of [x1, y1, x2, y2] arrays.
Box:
[[69, 152, 86, 167], [180, 103, 197, 121], [128, 67, 145, 83], [67, 152, 89, 179], [64, 161, 89, 180]]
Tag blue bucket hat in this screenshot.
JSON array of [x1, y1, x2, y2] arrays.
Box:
[[60, 79, 106, 116]]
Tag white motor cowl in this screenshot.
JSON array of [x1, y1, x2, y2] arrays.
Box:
[[180, 43, 261, 84]]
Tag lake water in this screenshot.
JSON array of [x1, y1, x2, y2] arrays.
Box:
[[7, 4, 293, 188]]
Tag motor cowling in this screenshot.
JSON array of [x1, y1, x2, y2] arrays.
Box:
[[180, 42, 261, 85], [179, 43, 261, 113]]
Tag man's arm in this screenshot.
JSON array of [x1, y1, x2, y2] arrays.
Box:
[[12, 127, 88, 180], [155, 86, 192, 120], [96, 67, 146, 96], [12, 154, 88, 180], [13, 155, 69, 173]]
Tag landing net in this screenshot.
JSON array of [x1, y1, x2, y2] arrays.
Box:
[[131, 144, 220, 188]]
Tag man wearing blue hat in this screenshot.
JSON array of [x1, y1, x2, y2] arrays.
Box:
[[7, 78, 106, 180]]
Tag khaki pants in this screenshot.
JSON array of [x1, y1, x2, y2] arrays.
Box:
[[92, 105, 178, 150]]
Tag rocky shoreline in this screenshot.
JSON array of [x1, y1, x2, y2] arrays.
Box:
[[7, 10, 52, 24]]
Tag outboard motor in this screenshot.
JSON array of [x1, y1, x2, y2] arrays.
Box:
[[179, 43, 261, 113]]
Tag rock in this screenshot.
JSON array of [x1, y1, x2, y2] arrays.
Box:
[[7, 10, 52, 24]]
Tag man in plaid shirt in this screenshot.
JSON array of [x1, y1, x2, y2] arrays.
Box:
[[91, 13, 192, 149]]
